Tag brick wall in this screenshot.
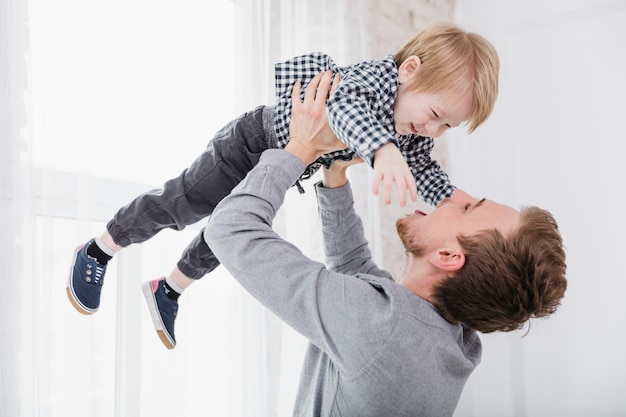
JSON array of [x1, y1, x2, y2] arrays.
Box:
[[367, 0, 456, 58], [363, 0, 456, 277]]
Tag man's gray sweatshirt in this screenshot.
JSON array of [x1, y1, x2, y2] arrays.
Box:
[[205, 149, 482, 417]]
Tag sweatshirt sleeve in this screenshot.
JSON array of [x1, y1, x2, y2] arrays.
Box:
[[205, 149, 395, 375], [314, 180, 392, 280]]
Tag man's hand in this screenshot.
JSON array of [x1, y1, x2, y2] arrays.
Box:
[[322, 156, 364, 189], [372, 143, 418, 206], [285, 71, 346, 165]]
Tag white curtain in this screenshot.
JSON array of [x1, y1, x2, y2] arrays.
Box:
[[2, 1, 29, 416], [235, 2, 374, 415], [1, 0, 369, 416]]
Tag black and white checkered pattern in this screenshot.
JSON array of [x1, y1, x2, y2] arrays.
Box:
[[273, 52, 455, 206]]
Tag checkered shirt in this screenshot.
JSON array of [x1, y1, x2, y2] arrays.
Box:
[[274, 52, 455, 206]]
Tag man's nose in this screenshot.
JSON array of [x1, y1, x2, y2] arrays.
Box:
[[449, 189, 478, 206]]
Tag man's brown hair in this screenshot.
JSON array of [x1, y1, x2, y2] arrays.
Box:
[[432, 206, 567, 333]]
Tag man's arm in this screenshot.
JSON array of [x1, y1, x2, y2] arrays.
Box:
[[315, 166, 392, 278], [205, 72, 392, 369], [204, 71, 351, 333]]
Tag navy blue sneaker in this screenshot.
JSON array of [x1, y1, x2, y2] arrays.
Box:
[[67, 239, 107, 315], [142, 278, 178, 349]]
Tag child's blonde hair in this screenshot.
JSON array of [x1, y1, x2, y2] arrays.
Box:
[[393, 20, 500, 133]]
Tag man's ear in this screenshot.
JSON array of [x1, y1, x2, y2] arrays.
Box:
[[428, 248, 465, 272], [397, 55, 421, 85]]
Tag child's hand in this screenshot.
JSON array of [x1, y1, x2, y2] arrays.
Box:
[[372, 143, 417, 206]]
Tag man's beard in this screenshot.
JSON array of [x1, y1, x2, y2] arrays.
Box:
[[395, 217, 425, 257]]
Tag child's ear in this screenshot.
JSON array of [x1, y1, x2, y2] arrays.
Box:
[[397, 55, 421, 84]]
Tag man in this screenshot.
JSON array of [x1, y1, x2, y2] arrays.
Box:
[[205, 72, 567, 416]]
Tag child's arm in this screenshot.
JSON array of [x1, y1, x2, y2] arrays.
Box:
[[372, 143, 418, 207], [324, 57, 400, 164], [404, 136, 457, 206]]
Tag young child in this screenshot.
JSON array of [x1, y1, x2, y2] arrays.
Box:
[[67, 20, 499, 349]]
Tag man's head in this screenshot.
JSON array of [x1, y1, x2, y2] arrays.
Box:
[[393, 20, 500, 134], [396, 193, 567, 333]]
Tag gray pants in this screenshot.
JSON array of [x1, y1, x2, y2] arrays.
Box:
[[107, 106, 276, 279]]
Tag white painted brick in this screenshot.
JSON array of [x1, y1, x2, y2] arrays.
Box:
[[362, 0, 457, 276]]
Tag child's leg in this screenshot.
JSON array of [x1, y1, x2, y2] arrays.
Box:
[[142, 266, 191, 350], [107, 106, 274, 248], [100, 230, 122, 252], [168, 264, 195, 291], [135, 106, 276, 349], [68, 106, 275, 319]]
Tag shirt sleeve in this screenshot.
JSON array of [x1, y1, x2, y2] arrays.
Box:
[[205, 149, 395, 375], [326, 59, 398, 166], [314, 180, 392, 280], [400, 136, 457, 206]]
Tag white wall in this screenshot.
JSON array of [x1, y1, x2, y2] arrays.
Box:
[[449, 1, 626, 416]]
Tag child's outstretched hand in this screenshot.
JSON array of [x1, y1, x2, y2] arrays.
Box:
[[372, 143, 417, 206]]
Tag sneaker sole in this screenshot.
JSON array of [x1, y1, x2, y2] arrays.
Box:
[[142, 281, 176, 350], [66, 245, 97, 315]]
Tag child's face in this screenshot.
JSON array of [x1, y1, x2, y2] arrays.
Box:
[[393, 85, 472, 138]]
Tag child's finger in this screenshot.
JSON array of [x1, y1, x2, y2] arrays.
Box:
[[396, 177, 410, 207], [383, 177, 393, 205], [397, 183, 407, 207], [372, 172, 382, 196], [407, 176, 418, 202]]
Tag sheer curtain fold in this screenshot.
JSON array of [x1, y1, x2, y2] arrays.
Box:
[[235, 2, 372, 414], [1, 0, 29, 415], [2, 1, 370, 415]]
